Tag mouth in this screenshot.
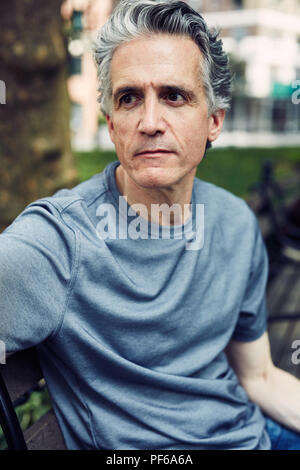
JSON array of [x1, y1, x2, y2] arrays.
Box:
[[135, 149, 173, 157]]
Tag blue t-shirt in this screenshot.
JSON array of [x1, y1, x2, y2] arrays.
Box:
[[0, 161, 271, 449]]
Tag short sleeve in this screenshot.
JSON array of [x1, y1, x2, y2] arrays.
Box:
[[0, 200, 76, 353], [232, 216, 269, 342]]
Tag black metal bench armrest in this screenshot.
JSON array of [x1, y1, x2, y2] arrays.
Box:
[[0, 370, 27, 450]]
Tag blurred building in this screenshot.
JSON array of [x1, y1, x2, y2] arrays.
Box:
[[62, 0, 113, 150], [189, 0, 300, 146], [65, 0, 300, 150]]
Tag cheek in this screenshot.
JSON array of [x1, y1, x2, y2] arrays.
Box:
[[114, 116, 135, 140], [110, 122, 127, 149], [181, 120, 208, 149], [111, 119, 137, 160], [173, 111, 208, 137]]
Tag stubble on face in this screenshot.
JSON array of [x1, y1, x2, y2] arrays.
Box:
[[106, 34, 217, 209]]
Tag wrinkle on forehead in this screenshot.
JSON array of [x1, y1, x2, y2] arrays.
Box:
[[110, 34, 204, 93]]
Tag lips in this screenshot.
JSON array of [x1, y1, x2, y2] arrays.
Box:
[[135, 149, 172, 156]]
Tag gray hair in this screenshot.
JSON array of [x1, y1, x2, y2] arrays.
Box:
[[93, 0, 232, 117]]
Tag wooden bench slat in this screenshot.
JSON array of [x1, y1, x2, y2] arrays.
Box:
[[267, 258, 300, 374], [1, 348, 43, 403], [269, 321, 300, 380], [24, 408, 66, 450], [268, 321, 293, 367], [1, 348, 67, 449], [267, 263, 299, 315]]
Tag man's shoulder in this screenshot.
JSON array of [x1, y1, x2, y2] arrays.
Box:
[[194, 177, 253, 216], [193, 177, 258, 236], [24, 161, 116, 221], [50, 165, 113, 211], [2, 163, 116, 245]]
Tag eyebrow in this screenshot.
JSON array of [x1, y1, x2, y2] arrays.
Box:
[[113, 84, 198, 104]]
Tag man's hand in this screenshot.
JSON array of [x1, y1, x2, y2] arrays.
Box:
[[225, 332, 300, 433]]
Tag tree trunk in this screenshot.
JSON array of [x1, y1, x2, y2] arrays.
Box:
[[0, 0, 78, 231]]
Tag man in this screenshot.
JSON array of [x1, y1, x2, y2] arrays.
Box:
[[1, 0, 300, 450]]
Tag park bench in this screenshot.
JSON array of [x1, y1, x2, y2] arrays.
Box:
[[247, 160, 300, 379], [0, 348, 66, 450], [0, 160, 300, 450], [248, 159, 300, 267]]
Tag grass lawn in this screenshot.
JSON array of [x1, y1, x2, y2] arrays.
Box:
[[74, 146, 300, 198]]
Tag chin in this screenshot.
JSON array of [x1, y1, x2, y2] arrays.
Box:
[[133, 167, 177, 189]]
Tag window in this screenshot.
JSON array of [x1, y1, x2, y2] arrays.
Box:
[[234, 0, 243, 8]]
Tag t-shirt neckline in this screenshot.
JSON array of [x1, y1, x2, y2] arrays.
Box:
[[105, 161, 196, 240]]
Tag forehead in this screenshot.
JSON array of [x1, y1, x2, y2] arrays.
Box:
[[110, 34, 203, 91]]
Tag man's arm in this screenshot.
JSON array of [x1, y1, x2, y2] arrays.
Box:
[[225, 331, 300, 433], [0, 201, 76, 353]]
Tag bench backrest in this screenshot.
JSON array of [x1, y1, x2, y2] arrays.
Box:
[[0, 348, 66, 450]]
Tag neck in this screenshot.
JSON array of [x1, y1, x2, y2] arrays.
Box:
[[115, 164, 195, 226]]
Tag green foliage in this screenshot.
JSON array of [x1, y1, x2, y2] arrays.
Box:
[[0, 386, 52, 450], [74, 150, 118, 183], [16, 388, 52, 425], [198, 146, 300, 197], [98, 114, 107, 126]]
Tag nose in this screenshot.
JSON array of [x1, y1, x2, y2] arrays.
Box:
[[137, 94, 166, 136]]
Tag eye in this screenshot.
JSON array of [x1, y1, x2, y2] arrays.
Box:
[[119, 94, 138, 107], [164, 91, 186, 105]]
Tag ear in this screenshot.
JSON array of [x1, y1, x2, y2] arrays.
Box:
[[207, 109, 225, 144], [106, 115, 115, 144]]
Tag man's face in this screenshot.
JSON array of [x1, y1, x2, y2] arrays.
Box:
[[107, 34, 224, 191]]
